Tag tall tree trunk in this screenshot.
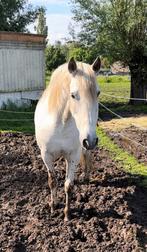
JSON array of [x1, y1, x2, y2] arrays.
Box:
[[129, 54, 147, 105], [129, 67, 146, 105]]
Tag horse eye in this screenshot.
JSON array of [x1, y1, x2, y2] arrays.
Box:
[[71, 93, 76, 99]]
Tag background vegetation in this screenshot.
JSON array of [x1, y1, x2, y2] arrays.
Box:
[[0, 0, 146, 185], [0, 0, 43, 32], [1, 75, 146, 133], [71, 0, 147, 104]]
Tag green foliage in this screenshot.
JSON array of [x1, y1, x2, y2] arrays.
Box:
[[72, 0, 147, 103], [45, 40, 111, 73], [0, 0, 41, 32], [68, 46, 86, 61], [45, 72, 50, 86], [67, 43, 97, 63], [45, 44, 67, 72], [101, 57, 110, 69], [34, 7, 48, 36], [72, 0, 147, 64]]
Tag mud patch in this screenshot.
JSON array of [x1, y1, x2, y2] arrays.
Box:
[[107, 126, 147, 165], [0, 133, 147, 251]]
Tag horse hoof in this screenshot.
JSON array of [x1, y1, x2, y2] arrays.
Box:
[[51, 208, 54, 215], [64, 207, 70, 222], [49, 202, 55, 214], [64, 215, 70, 222]]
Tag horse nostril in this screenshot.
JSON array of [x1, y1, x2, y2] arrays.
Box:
[[95, 137, 98, 146], [83, 139, 89, 150]]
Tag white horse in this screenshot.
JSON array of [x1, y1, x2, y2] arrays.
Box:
[[34, 57, 101, 221]]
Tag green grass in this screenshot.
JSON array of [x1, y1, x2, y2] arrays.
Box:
[[98, 75, 130, 105], [98, 75, 147, 116], [0, 101, 35, 133], [0, 110, 35, 133], [98, 75, 130, 108], [97, 76, 147, 186], [97, 127, 147, 187]]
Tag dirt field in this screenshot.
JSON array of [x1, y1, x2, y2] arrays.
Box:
[[107, 126, 147, 165], [100, 116, 147, 132], [100, 116, 147, 165], [0, 133, 147, 252]]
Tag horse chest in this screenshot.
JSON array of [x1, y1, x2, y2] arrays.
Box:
[[36, 118, 80, 156], [51, 122, 80, 151]]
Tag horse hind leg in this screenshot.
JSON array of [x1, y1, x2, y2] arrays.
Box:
[[80, 150, 93, 182], [41, 150, 57, 214]]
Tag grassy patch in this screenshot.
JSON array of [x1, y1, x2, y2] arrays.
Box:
[[0, 102, 36, 133], [0, 110, 35, 133], [97, 127, 147, 186], [98, 75, 130, 105], [98, 75, 147, 117]]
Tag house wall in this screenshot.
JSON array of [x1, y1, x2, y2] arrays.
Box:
[[0, 90, 43, 108], [0, 32, 46, 108]]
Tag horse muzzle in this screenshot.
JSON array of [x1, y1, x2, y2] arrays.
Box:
[[83, 136, 98, 150]]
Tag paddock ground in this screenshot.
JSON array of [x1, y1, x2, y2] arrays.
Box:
[[99, 116, 147, 131], [99, 116, 147, 165], [0, 132, 147, 251]]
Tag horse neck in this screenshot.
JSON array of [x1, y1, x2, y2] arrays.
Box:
[[62, 99, 71, 123], [47, 87, 71, 124]]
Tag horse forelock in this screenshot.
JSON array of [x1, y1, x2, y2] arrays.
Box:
[[76, 62, 97, 99], [47, 62, 97, 115]]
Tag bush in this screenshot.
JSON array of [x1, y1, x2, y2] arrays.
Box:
[[45, 45, 67, 72]]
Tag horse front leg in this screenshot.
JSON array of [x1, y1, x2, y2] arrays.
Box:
[[48, 171, 57, 214], [41, 150, 57, 214], [64, 150, 80, 221]]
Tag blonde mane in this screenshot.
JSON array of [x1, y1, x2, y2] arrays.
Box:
[[46, 62, 97, 116]]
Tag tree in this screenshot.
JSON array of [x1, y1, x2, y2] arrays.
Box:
[[67, 42, 99, 63], [34, 7, 48, 36], [0, 0, 41, 32], [72, 0, 147, 104], [45, 44, 67, 72]]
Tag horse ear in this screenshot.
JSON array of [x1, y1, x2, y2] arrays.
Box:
[[92, 57, 101, 73], [68, 57, 77, 73]]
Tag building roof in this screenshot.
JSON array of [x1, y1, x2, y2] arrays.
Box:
[[0, 31, 46, 44]]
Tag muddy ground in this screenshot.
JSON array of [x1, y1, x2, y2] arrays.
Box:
[[0, 133, 147, 252], [107, 126, 147, 165]]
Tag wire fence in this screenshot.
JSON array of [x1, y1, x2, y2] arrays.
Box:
[[0, 95, 146, 152], [0, 119, 34, 121], [0, 109, 34, 114], [99, 102, 123, 119], [0, 108, 34, 121], [99, 102, 147, 150], [0, 92, 146, 129], [101, 92, 147, 101]]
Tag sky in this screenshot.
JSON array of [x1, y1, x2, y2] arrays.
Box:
[[28, 0, 76, 44]]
